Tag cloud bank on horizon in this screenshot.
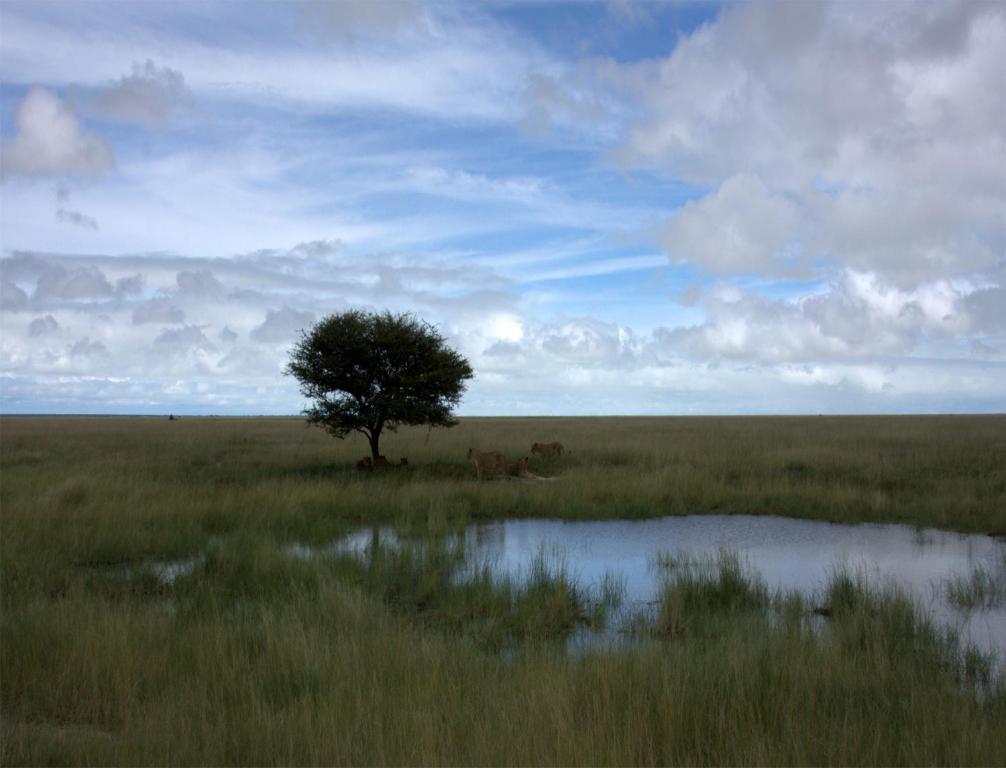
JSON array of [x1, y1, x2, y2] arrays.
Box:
[[1, 0, 1003, 415]]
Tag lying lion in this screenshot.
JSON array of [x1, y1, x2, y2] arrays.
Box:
[[507, 456, 529, 477], [356, 456, 408, 470]]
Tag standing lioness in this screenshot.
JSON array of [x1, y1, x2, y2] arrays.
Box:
[[467, 448, 507, 480], [531, 441, 564, 458]]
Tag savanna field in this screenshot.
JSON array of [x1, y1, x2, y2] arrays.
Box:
[[2, 415, 1006, 765]]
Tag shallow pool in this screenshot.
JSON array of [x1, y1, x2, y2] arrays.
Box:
[[327, 515, 1006, 663]]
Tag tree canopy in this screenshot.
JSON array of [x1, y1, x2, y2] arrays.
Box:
[[286, 310, 474, 460]]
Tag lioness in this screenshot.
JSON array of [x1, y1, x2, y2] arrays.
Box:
[[467, 448, 507, 480], [531, 441, 564, 458], [355, 456, 373, 470], [507, 456, 529, 478]]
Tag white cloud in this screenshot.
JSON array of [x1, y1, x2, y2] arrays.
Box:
[[250, 306, 315, 343], [477, 317, 640, 376], [0, 88, 114, 176], [652, 270, 994, 365], [27, 314, 59, 337], [660, 175, 801, 276], [298, 0, 425, 42], [612, 2, 1006, 185], [176, 269, 225, 298], [132, 299, 185, 325], [0, 244, 516, 403], [69, 336, 107, 357], [92, 60, 190, 125], [0, 3, 549, 123], [820, 185, 1000, 285], [532, 2, 1006, 289], [56, 207, 99, 229], [606, 0, 654, 28], [539, 318, 638, 366], [34, 263, 114, 302], [1, 281, 29, 311], [961, 284, 1006, 335], [517, 254, 666, 284], [154, 324, 214, 352], [116, 274, 144, 296]]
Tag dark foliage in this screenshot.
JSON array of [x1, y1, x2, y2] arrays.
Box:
[[287, 311, 474, 459]]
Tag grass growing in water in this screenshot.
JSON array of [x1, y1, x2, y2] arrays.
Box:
[[653, 549, 770, 637], [329, 535, 609, 649], [943, 553, 1006, 610]]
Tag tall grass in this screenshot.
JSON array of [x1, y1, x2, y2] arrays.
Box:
[[2, 415, 1005, 765]]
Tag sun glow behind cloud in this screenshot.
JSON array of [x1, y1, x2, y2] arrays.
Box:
[[0, 0, 1003, 414]]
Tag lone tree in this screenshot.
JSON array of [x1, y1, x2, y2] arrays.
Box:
[[286, 310, 474, 461]]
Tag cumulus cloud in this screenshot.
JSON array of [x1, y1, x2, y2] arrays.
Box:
[[652, 271, 989, 364], [68, 336, 107, 357], [961, 285, 1006, 335], [115, 274, 144, 296], [612, 2, 1006, 183], [34, 263, 114, 302], [239, 239, 343, 263], [132, 300, 185, 325], [27, 315, 59, 336], [92, 60, 190, 125], [154, 324, 214, 352], [530, 2, 1006, 290], [1, 242, 514, 411], [477, 317, 640, 378], [250, 306, 315, 343], [660, 175, 802, 276], [1, 281, 30, 311], [819, 186, 1000, 285], [540, 318, 638, 366], [0, 88, 114, 176], [176, 269, 225, 297]]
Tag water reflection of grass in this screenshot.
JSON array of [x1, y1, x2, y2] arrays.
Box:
[[652, 552, 1001, 697], [944, 554, 1006, 610], [329, 537, 617, 649], [3, 415, 1006, 764]]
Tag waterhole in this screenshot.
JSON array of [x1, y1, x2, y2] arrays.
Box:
[[304, 515, 1006, 663]]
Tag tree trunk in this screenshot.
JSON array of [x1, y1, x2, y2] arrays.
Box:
[[368, 428, 382, 462]]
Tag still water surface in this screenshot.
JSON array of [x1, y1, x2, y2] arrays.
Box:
[[327, 515, 1006, 662]]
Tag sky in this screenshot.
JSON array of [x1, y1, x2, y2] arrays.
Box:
[[0, 0, 1004, 415]]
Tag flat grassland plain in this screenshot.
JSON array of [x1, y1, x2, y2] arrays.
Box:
[[2, 415, 1005, 765]]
